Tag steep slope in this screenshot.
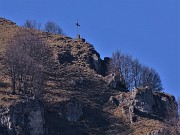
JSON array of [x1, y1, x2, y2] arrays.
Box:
[[0, 18, 179, 135]]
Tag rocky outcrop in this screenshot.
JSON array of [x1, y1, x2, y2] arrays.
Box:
[[131, 88, 154, 114], [100, 57, 111, 76], [0, 99, 45, 135], [105, 73, 128, 92], [91, 53, 101, 73], [110, 87, 178, 125], [153, 92, 178, 125], [132, 88, 178, 125]]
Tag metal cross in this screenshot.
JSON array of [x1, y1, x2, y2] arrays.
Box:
[[75, 20, 80, 34]]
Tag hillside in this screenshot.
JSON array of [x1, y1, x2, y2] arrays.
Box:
[[0, 18, 179, 135]]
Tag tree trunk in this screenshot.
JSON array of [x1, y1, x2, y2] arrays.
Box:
[[11, 74, 16, 95]]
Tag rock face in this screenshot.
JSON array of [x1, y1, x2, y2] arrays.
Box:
[[0, 99, 45, 135], [105, 73, 127, 92], [133, 88, 178, 125], [91, 53, 101, 73], [65, 99, 83, 122], [153, 92, 178, 125], [100, 57, 111, 76], [131, 88, 154, 114], [110, 87, 178, 125]]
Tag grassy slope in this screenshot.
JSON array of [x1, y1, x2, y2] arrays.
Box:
[[0, 17, 178, 135]]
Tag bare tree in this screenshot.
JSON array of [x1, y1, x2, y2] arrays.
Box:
[[2, 29, 52, 97], [141, 66, 163, 91], [131, 59, 142, 88], [108, 50, 163, 91], [23, 20, 42, 30], [2, 44, 20, 94], [44, 21, 63, 34]]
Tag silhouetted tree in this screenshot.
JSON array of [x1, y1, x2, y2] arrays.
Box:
[[2, 29, 52, 97], [131, 59, 142, 88], [108, 51, 134, 90], [23, 20, 42, 30], [44, 21, 63, 34], [141, 66, 163, 91], [108, 50, 163, 91]]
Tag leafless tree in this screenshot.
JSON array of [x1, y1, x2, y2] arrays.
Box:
[[108, 50, 163, 91], [140, 66, 163, 91], [23, 20, 42, 30], [44, 21, 63, 34], [2, 29, 52, 97], [131, 59, 143, 88]]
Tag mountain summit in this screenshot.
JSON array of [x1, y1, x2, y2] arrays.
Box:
[[0, 18, 179, 135]]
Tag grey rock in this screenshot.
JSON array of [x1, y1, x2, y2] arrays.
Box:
[[131, 87, 154, 114], [105, 73, 127, 92], [0, 99, 45, 135], [65, 99, 83, 122], [110, 87, 178, 125]]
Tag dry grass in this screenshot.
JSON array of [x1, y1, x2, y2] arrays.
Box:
[[0, 17, 178, 135], [0, 88, 20, 107]]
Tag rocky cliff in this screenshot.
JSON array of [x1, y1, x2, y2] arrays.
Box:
[[109, 87, 178, 124], [0, 99, 45, 135], [0, 18, 179, 135]]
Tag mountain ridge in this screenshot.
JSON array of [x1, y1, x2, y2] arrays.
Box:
[[0, 17, 179, 135]]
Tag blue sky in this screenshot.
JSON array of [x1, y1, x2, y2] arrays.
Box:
[[0, 0, 179, 98]]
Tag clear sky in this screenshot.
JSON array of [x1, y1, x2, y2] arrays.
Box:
[[0, 0, 179, 98]]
